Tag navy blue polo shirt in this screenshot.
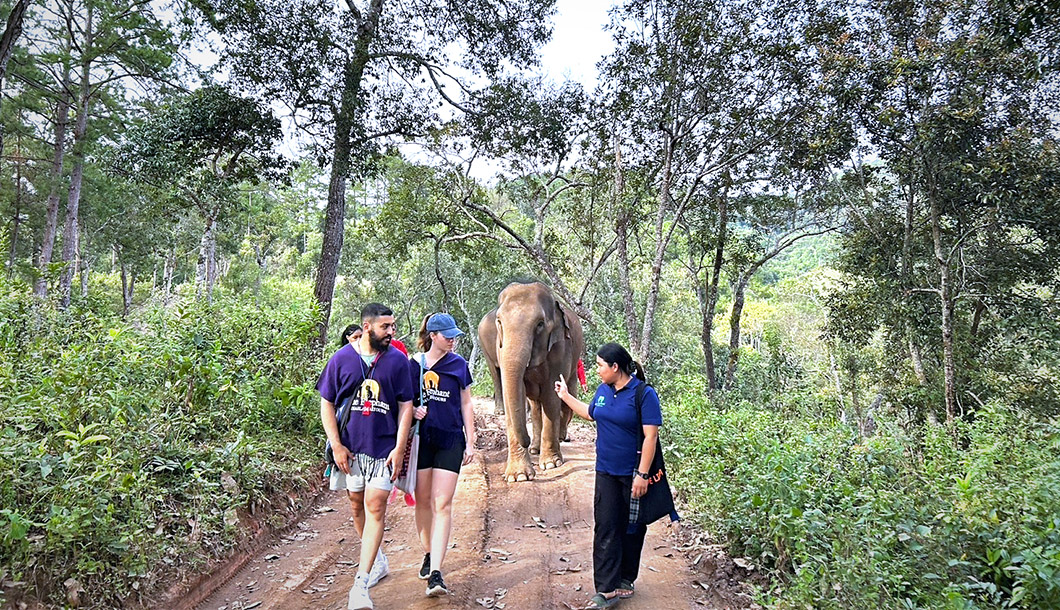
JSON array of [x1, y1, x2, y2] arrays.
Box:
[[588, 377, 662, 476]]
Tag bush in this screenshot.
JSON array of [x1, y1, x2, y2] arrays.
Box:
[[0, 277, 324, 607], [662, 382, 1060, 609]]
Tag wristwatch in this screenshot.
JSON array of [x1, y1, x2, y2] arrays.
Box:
[[634, 470, 650, 480]]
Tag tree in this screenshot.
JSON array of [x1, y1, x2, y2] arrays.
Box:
[[719, 192, 841, 390], [191, 0, 557, 345], [0, 0, 33, 156], [825, 0, 1060, 421], [22, 0, 176, 304], [596, 0, 849, 369], [111, 86, 284, 302]]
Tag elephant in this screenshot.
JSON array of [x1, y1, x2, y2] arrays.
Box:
[[478, 282, 584, 483]]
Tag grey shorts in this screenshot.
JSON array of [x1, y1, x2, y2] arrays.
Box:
[[328, 453, 394, 493]]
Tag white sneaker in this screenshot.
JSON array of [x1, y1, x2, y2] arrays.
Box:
[[366, 551, 389, 588], [348, 574, 373, 610]]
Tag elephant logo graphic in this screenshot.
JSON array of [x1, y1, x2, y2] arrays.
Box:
[[424, 371, 440, 391], [360, 379, 381, 404]]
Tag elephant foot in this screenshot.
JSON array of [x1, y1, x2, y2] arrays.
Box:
[[529, 446, 540, 456], [505, 456, 536, 483], [540, 452, 563, 470]]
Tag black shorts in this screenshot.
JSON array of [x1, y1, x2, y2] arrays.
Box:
[[416, 439, 465, 474]]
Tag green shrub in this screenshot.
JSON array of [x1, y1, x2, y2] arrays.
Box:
[[0, 277, 324, 607], [662, 383, 1060, 609]]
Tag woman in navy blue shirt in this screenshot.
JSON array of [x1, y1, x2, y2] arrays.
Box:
[[555, 343, 662, 608], [408, 313, 476, 598]]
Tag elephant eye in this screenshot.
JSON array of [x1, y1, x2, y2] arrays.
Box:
[[536, 321, 544, 331]]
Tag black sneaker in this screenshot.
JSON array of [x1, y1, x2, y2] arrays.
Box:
[[425, 570, 448, 597], [418, 553, 431, 580]]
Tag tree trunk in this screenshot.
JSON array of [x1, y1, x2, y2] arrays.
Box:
[[58, 7, 94, 310], [0, 0, 31, 156], [612, 130, 640, 354], [900, 181, 928, 385], [829, 348, 846, 413], [433, 239, 450, 310], [35, 55, 73, 298], [164, 247, 174, 298], [724, 274, 750, 390], [57, 152, 84, 308], [119, 248, 134, 318], [78, 227, 89, 299], [6, 145, 22, 274], [196, 215, 218, 303], [638, 135, 674, 364], [704, 193, 729, 389], [970, 298, 985, 337], [313, 0, 384, 347], [927, 189, 957, 424]]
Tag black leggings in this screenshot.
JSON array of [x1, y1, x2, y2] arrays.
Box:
[[593, 472, 647, 593]]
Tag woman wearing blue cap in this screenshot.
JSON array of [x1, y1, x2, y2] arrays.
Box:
[[408, 312, 476, 597]]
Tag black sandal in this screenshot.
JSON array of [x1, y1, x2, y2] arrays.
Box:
[[587, 592, 622, 608]]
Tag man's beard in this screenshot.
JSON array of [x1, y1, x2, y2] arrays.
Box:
[[368, 331, 391, 352]]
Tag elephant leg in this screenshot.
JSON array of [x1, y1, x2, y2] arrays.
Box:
[[489, 364, 504, 415], [504, 439, 536, 483], [503, 400, 535, 483], [559, 404, 573, 443], [529, 398, 543, 456], [538, 399, 565, 470]]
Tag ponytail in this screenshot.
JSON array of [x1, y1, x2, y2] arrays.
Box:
[[416, 314, 433, 352], [630, 360, 646, 382]]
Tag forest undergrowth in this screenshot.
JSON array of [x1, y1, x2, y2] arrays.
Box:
[[3, 263, 1059, 609], [0, 276, 324, 607], [663, 377, 1060, 610]]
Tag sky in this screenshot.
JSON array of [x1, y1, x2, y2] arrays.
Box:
[[187, 0, 619, 176], [539, 0, 615, 88]]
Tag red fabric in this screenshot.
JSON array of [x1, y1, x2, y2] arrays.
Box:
[[577, 359, 587, 389], [390, 338, 408, 355]]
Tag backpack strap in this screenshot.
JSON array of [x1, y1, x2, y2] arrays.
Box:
[[635, 381, 647, 431]]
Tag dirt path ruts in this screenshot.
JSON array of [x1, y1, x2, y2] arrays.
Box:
[[192, 403, 751, 610]]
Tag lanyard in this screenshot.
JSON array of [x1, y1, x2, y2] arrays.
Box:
[[356, 348, 383, 416]]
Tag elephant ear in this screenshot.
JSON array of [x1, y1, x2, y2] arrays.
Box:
[[548, 301, 572, 351]]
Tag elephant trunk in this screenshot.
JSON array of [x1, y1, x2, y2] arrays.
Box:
[[500, 344, 532, 449]]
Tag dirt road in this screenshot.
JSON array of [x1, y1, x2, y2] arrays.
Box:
[[189, 403, 753, 610]]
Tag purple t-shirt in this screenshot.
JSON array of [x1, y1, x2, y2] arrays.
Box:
[[588, 377, 662, 476], [409, 352, 473, 449], [317, 344, 414, 459]]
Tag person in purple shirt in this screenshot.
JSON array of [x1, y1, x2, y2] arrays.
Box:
[[407, 313, 476, 598], [318, 303, 414, 610], [554, 343, 663, 609]]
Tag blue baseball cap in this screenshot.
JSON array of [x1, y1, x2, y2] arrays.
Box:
[[426, 313, 465, 339]]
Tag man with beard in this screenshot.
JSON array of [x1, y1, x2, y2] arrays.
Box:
[[318, 302, 414, 610]]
